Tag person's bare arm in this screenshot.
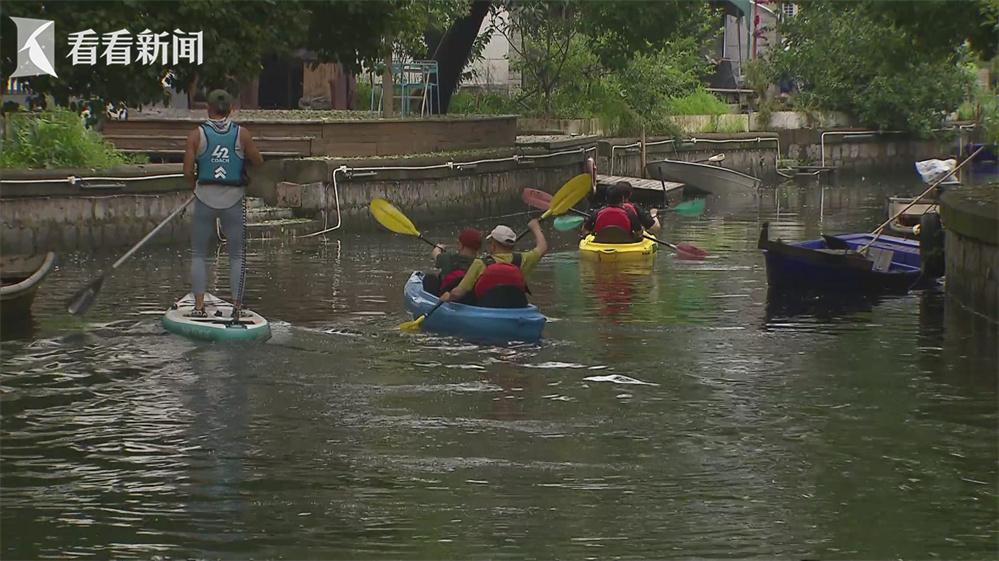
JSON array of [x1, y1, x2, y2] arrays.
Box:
[[529, 218, 548, 257], [240, 126, 264, 166], [183, 129, 199, 189]]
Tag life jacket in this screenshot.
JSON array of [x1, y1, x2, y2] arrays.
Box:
[[593, 205, 638, 233], [196, 122, 246, 186], [439, 267, 467, 294], [473, 253, 527, 300]]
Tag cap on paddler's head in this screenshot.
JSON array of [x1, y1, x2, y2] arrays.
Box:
[[458, 228, 482, 250], [206, 89, 233, 116], [486, 225, 517, 246]]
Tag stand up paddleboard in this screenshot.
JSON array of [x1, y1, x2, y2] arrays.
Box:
[[162, 293, 271, 342]]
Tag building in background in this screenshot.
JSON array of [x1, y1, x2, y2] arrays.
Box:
[[463, 8, 521, 93]]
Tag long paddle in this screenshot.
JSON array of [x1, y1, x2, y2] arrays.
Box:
[[554, 214, 586, 231], [857, 144, 984, 255], [667, 198, 706, 216], [524, 188, 708, 260], [67, 195, 196, 315], [525, 187, 705, 217], [369, 198, 441, 248], [516, 174, 592, 241]]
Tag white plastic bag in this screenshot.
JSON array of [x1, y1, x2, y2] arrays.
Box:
[[915, 159, 958, 185]]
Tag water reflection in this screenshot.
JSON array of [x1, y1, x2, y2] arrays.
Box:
[[1, 174, 996, 559]]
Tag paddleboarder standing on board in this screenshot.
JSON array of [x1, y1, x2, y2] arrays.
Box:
[[183, 90, 264, 318]]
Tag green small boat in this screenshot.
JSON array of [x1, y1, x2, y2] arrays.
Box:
[[162, 293, 271, 342]]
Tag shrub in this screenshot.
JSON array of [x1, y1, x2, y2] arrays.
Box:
[[770, 1, 975, 135], [667, 88, 730, 116], [448, 89, 521, 115], [0, 109, 142, 169]]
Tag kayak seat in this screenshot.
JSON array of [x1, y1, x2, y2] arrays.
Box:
[[593, 226, 638, 244], [475, 285, 529, 309]]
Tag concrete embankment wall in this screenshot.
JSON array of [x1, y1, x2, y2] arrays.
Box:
[[940, 185, 999, 324], [273, 149, 588, 229], [0, 150, 590, 254], [598, 131, 953, 180], [0, 130, 959, 254]]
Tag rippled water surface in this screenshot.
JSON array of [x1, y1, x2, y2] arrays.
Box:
[[2, 176, 996, 559]]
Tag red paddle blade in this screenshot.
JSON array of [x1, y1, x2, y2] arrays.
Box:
[[522, 188, 552, 211], [675, 243, 708, 260]]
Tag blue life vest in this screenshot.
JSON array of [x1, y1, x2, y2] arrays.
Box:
[[196, 123, 246, 186]]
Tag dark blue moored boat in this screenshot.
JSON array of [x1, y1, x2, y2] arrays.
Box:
[[967, 143, 998, 175], [758, 223, 939, 293]]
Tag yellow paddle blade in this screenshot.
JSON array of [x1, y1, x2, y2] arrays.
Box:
[[543, 174, 593, 219], [399, 314, 426, 331], [370, 198, 420, 237]]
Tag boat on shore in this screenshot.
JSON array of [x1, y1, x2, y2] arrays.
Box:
[[646, 159, 760, 196], [758, 223, 935, 293], [1, 252, 56, 321], [403, 272, 546, 343]]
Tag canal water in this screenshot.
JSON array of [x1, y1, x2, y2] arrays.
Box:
[[2, 176, 996, 559]]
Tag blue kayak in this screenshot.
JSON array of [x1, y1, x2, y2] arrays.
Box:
[[403, 272, 546, 343]]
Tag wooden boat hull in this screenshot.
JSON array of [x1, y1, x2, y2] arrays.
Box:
[[758, 223, 929, 293], [646, 159, 761, 196], [1, 252, 56, 321]]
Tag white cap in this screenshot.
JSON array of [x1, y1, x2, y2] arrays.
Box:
[[487, 225, 517, 245]]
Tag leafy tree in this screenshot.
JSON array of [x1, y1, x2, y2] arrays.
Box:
[[488, 0, 582, 116], [863, 0, 998, 60], [0, 0, 433, 108], [422, 0, 492, 114], [579, 0, 719, 71], [770, 0, 977, 134]]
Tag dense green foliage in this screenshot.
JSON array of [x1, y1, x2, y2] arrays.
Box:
[[0, 0, 463, 107], [476, 0, 719, 134], [0, 110, 142, 169], [450, 34, 727, 135], [666, 89, 731, 116], [769, 0, 985, 134]]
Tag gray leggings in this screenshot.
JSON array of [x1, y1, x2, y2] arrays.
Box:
[[191, 198, 245, 302]]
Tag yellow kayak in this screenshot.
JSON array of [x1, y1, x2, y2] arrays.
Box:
[[578, 234, 658, 263]]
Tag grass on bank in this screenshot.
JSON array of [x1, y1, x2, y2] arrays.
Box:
[[1, 109, 145, 169]]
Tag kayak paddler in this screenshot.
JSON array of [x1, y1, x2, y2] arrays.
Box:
[[440, 220, 547, 308], [182, 89, 264, 318], [583, 182, 659, 241], [423, 227, 482, 298]]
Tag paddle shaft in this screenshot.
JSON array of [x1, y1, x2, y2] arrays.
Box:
[[643, 233, 680, 252], [109, 196, 195, 270], [516, 212, 548, 242], [858, 145, 983, 254], [423, 301, 445, 321]]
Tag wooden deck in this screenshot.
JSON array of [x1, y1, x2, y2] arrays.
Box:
[[596, 174, 684, 205]]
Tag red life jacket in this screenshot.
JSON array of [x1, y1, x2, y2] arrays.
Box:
[[594, 205, 636, 233], [439, 268, 467, 294], [622, 202, 637, 215], [473, 253, 526, 299]]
